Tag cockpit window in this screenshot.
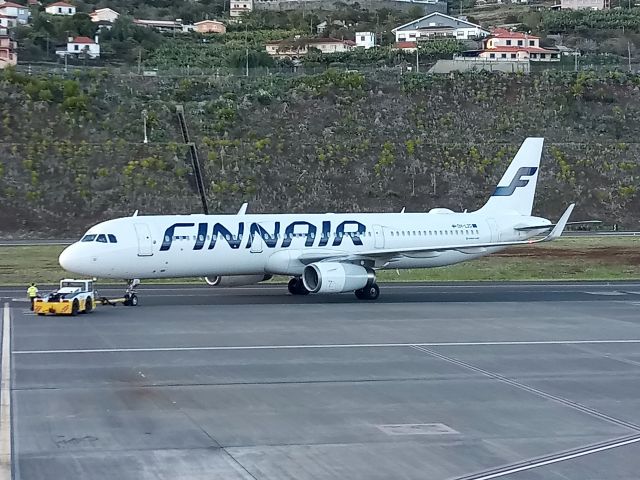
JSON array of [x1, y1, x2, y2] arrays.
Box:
[[81, 234, 97, 242], [108, 234, 117, 243], [96, 234, 108, 243]]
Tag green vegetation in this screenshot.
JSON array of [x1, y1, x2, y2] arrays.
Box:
[[1, 69, 639, 235], [1, 237, 637, 286], [540, 8, 640, 33]]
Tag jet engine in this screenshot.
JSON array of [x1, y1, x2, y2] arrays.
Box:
[[302, 262, 375, 294], [204, 275, 272, 287]]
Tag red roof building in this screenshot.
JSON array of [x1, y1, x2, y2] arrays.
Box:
[[479, 28, 559, 62], [393, 41, 418, 51]]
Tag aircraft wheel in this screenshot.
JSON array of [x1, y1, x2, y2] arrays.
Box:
[[288, 278, 309, 296], [356, 284, 379, 300], [129, 294, 139, 306]]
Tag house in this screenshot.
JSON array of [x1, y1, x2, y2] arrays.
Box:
[[0, 13, 17, 28], [392, 12, 489, 42], [194, 19, 226, 34], [134, 19, 194, 33], [45, 1, 76, 15], [393, 41, 418, 52], [478, 28, 559, 62], [0, 27, 16, 68], [265, 37, 355, 58], [56, 35, 100, 58], [0, 2, 29, 24], [90, 7, 119, 23], [316, 19, 345, 34], [230, 0, 253, 17], [560, 0, 608, 9], [355, 31, 375, 49]]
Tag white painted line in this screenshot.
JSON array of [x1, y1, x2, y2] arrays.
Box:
[[584, 291, 626, 296], [0, 304, 11, 480], [13, 338, 640, 355], [469, 436, 640, 480]]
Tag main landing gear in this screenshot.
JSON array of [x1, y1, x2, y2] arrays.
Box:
[[354, 283, 380, 300], [288, 277, 309, 296]]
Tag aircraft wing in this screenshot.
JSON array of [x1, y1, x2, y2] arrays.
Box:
[[298, 204, 574, 265]]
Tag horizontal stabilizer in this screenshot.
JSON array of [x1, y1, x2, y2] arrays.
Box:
[[515, 220, 601, 232]]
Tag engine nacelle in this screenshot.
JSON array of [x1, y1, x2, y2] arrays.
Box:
[[302, 262, 375, 294], [204, 274, 272, 287]]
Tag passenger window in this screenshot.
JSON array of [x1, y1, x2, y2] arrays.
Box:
[[107, 234, 117, 243], [428, 231, 432, 235], [81, 234, 96, 242], [96, 234, 107, 243], [412, 231, 416, 236], [390, 231, 394, 237], [225, 234, 231, 241], [439, 230, 443, 235], [198, 235, 204, 242]]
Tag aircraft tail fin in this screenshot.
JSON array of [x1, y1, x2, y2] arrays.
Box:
[[478, 138, 544, 216]]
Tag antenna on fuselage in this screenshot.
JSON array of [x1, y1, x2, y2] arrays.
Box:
[[400, 207, 405, 213], [237, 203, 248, 215], [132, 210, 139, 217]]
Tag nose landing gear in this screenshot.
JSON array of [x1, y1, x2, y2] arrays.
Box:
[[123, 278, 140, 306]]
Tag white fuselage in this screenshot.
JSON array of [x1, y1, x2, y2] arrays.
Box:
[[59, 211, 547, 279]]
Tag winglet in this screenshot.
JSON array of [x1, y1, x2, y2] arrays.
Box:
[[545, 203, 575, 241], [237, 203, 248, 215]]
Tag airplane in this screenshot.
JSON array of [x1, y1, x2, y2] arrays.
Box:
[[59, 137, 585, 302]]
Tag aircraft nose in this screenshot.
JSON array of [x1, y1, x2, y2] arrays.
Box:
[[59, 244, 84, 274]]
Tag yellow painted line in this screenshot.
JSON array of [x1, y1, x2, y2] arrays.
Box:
[[0, 303, 11, 479]]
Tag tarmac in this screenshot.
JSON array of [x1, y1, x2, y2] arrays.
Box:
[[2, 281, 640, 480]]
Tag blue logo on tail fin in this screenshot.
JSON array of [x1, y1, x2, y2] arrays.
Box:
[[493, 167, 538, 197]]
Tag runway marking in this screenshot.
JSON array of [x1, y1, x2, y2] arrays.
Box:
[[455, 434, 640, 480], [0, 304, 11, 480], [411, 345, 640, 431], [584, 291, 626, 296], [13, 339, 640, 355]]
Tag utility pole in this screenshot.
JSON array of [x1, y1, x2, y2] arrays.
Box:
[[64, 52, 68, 73], [142, 109, 148, 144], [245, 21, 249, 77], [574, 50, 578, 71], [628, 41, 632, 73], [137, 47, 142, 75], [415, 46, 419, 73]]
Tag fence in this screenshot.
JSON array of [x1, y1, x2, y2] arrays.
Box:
[[12, 59, 640, 79]]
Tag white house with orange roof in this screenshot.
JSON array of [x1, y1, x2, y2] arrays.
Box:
[[45, 1, 76, 15], [56, 35, 100, 58], [266, 37, 355, 58], [0, 1, 29, 24], [479, 28, 559, 62]]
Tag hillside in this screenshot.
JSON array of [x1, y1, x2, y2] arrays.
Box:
[[0, 68, 638, 236]]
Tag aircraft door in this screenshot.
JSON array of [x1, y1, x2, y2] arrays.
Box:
[[134, 223, 154, 256], [250, 229, 263, 253], [373, 225, 385, 248], [250, 222, 276, 254]]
